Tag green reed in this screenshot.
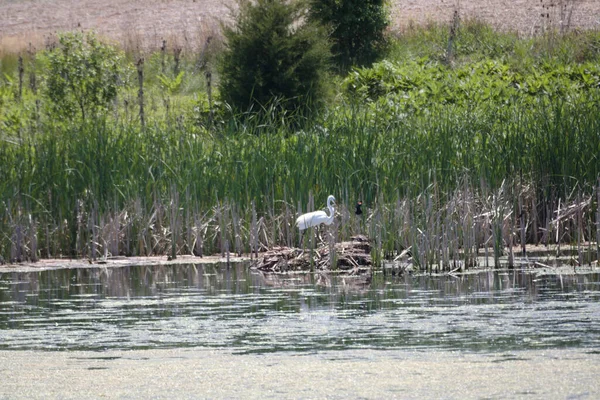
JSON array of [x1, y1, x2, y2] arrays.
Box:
[[2, 24, 600, 266], [1, 90, 599, 265]]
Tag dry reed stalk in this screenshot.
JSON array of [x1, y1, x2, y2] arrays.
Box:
[[532, 193, 539, 246], [295, 199, 302, 248], [135, 199, 149, 256], [45, 222, 51, 258], [216, 201, 224, 257], [268, 207, 276, 252], [154, 199, 167, 255], [587, 214, 592, 266], [559, 0, 577, 34], [462, 179, 475, 268], [442, 200, 450, 270], [374, 204, 383, 268], [577, 191, 583, 266], [193, 211, 204, 258], [450, 198, 460, 269], [282, 191, 290, 248], [424, 193, 433, 270], [104, 207, 121, 258], [433, 191, 442, 270], [544, 202, 551, 249], [225, 238, 230, 266], [597, 178, 600, 262], [11, 221, 22, 263], [556, 197, 562, 257], [484, 212, 490, 269], [231, 202, 242, 256], [90, 202, 98, 261], [491, 192, 501, 268], [519, 193, 526, 257], [507, 211, 514, 269], [143, 206, 155, 256], [340, 202, 351, 242], [184, 190, 192, 255], [169, 186, 179, 260], [251, 200, 258, 259], [328, 218, 336, 270], [28, 215, 37, 262], [306, 192, 316, 268], [123, 205, 132, 256]]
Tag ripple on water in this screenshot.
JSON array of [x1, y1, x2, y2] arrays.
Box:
[[0, 264, 599, 353]]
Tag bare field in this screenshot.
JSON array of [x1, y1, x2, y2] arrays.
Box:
[[1, 0, 599, 53]]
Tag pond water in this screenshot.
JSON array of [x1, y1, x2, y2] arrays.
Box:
[[1, 263, 599, 354]]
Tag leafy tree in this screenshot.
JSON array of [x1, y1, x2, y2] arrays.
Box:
[[43, 32, 124, 121], [218, 0, 332, 115], [308, 0, 389, 70]]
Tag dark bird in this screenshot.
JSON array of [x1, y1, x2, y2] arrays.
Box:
[[355, 201, 363, 216]]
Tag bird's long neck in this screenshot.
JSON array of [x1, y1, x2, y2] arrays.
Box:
[[326, 203, 335, 224]]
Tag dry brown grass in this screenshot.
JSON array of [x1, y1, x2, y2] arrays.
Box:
[[391, 0, 599, 34], [1, 0, 599, 53]]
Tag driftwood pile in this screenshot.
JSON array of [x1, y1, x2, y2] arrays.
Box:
[[253, 235, 372, 274]]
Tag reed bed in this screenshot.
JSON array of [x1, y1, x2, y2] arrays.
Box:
[[1, 97, 599, 269], [1, 23, 600, 269]]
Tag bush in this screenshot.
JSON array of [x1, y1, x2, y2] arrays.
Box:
[[42, 32, 125, 121], [218, 0, 332, 117]]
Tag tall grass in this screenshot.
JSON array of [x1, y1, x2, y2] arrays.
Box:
[[1, 22, 600, 268], [1, 92, 599, 266]]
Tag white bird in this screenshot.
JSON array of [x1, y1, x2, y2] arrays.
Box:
[[296, 195, 336, 231]]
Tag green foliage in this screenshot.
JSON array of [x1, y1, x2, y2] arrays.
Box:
[[344, 59, 600, 115], [2, 22, 600, 260], [218, 0, 332, 116], [0, 73, 15, 109], [42, 32, 126, 121], [158, 71, 185, 95], [308, 0, 389, 70], [0, 71, 37, 136]]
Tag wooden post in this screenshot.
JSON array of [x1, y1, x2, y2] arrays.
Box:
[[17, 56, 24, 101], [174, 46, 182, 76], [206, 70, 213, 127], [136, 58, 145, 128], [160, 39, 167, 74], [446, 10, 460, 64]]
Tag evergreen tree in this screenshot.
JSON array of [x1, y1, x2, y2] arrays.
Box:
[[218, 0, 331, 115], [309, 0, 389, 71]]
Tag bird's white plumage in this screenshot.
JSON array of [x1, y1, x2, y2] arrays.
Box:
[[296, 195, 335, 231]]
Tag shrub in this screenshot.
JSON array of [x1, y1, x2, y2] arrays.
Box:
[[218, 0, 332, 117], [42, 32, 125, 121]]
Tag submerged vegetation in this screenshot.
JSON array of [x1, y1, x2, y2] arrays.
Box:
[[1, 12, 600, 269]]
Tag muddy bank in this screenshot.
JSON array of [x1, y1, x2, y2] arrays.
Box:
[[0, 254, 250, 273], [0, 348, 598, 399], [1, 240, 598, 276]]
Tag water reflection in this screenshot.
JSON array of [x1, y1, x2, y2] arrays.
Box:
[[1, 263, 599, 353]]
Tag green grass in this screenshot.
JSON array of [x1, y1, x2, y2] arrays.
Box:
[[1, 21, 599, 266]]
